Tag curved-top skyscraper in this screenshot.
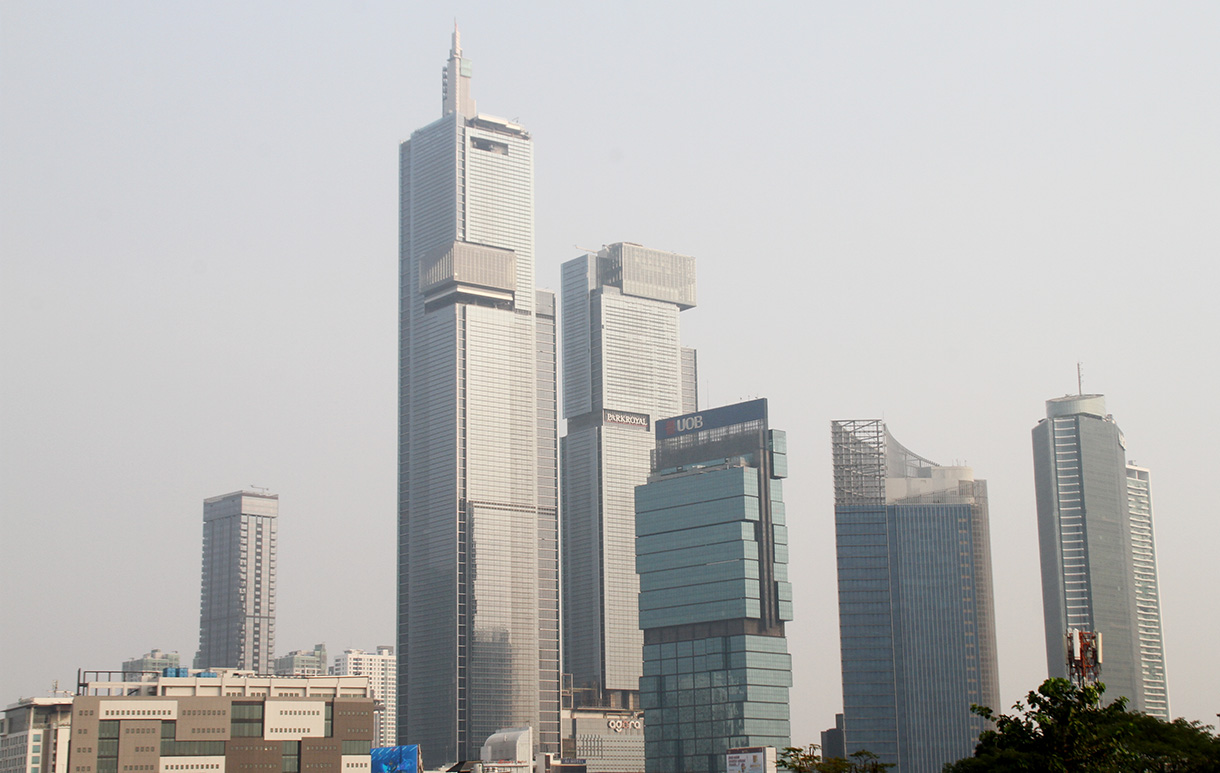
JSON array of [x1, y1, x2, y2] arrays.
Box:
[[397, 28, 559, 766], [831, 421, 1000, 772]]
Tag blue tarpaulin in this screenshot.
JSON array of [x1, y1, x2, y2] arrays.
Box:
[[370, 745, 421, 773]]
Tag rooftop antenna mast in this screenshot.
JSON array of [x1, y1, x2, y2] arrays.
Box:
[[1077, 362, 1083, 395]]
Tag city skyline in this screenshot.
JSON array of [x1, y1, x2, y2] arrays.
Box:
[[2, 3, 1218, 744]]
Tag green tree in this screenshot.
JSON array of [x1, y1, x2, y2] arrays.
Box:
[[778, 744, 823, 773], [944, 678, 1220, 772], [779, 744, 893, 773]]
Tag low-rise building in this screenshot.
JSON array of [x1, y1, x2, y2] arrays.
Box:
[[70, 670, 374, 773], [274, 645, 328, 677], [330, 649, 395, 749], [1, 697, 73, 773], [560, 707, 642, 773], [121, 652, 180, 682]]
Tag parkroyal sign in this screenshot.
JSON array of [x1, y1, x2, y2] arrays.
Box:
[[603, 409, 650, 430], [656, 398, 768, 440]]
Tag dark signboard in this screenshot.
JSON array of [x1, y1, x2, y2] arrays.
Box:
[[656, 399, 767, 440]]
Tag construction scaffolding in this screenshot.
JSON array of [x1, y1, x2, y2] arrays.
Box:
[[831, 420, 886, 506]]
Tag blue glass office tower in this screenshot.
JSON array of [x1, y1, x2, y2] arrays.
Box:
[[636, 400, 792, 773], [398, 29, 559, 766], [831, 421, 999, 773]]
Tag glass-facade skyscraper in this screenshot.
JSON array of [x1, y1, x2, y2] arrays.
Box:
[[831, 421, 1000, 773], [636, 400, 792, 773], [1032, 394, 1168, 718], [397, 29, 559, 766], [194, 490, 278, 674], [560, 243, 697, 710]]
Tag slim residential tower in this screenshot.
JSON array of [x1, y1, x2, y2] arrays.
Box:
[[831, 421, 1000, 773], [1032, 394, 1168, 717], [397, 29, 559, 766], [194, 490, 278, 673], [561, 242, 697, 711]]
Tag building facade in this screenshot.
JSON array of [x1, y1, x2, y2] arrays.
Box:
[[69, 672, 373, 773], [194, 491, 278, 673], [636, 400, 792, 773], [332, 648, 396, 750], [831, 420, 1000, 773], [561, 243, 697, 713], [275, 645, 328, 677], [397, 28, 559, 766], [1032, 394, 1168, 717], [122, 651, 180, 681], [1, 698, 73, 773], [559, 707, 644, 773], [1125, 464, 1168, 717]]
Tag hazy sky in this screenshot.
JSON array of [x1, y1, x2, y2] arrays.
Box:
[[3, 1, 1218, 741]]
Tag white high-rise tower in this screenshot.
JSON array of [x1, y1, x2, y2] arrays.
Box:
[[560, 243, 697, 710], [397, 28, 559, 767], [1032, 394, 1169, 718]]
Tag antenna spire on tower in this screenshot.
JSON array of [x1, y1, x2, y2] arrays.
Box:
[[442, 24, 476, 118]]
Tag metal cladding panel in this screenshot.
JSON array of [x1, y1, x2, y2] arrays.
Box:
[[333, 699, 376, 742], [160, 757, 225, 773], [117, 720, 160, 772], [175, 698, 231, 739], [263, 701, 326, 741], [301, 738, 343, 770], [224, 739, 280, 771], [889, 502, 996, 772], [419, 240, 517, 295], [463, 122, 534, 313], [560, 427, 602, 690], [614, 243, 696, 309], [1032, 418, 1069, 680], [1077, 417, 1141, 710], [559, 256, 595, 419]]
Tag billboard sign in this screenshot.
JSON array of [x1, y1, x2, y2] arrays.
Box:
[[657, 399, 767, 440], [603, 409, 650, 430], [726, 746, 776, 773]]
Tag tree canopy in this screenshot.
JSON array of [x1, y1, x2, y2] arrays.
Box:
[[944, 678, 1220, 772], [778, 744, 893, 773]]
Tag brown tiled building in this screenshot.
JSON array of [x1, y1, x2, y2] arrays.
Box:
[[69, 672, 374, 773]]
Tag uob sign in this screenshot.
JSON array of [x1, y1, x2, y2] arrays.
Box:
[[664, 414, 703, 436]]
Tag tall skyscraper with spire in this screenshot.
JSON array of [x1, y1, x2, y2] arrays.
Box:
[[1032, 394, 1168, 718], [397, 28, 559, 766]]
